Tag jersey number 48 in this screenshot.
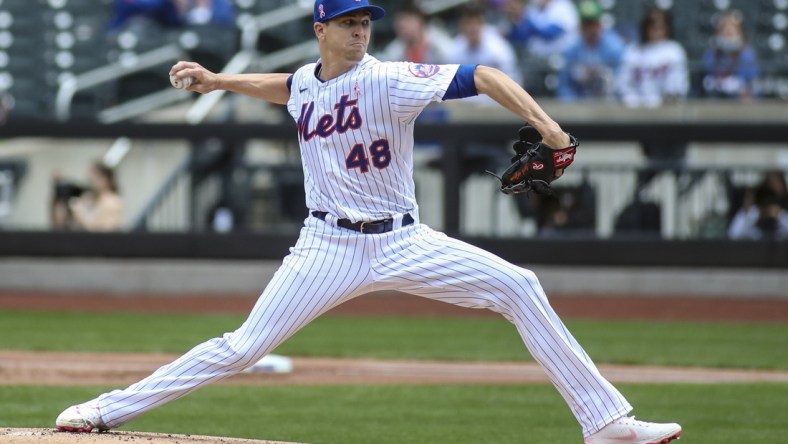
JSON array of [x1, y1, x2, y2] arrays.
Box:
[[345, 139, 392, 173]]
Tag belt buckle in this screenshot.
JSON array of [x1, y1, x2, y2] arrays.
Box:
[[360, 219, 387, 234]]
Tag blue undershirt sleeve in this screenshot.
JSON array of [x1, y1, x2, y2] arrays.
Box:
[[286, 74, 293, 92], [443, 64, 478, 101]]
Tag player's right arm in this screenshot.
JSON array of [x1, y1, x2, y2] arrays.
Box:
[[170, 61, 291, 105]]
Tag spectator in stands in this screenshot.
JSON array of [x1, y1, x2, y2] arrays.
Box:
[[702, 10, 760, 100], [452, 4, 522, 86], [618, 8, 689, 190], [729, 171, 788, 240], [51, 162, 124, 232], [535, 184, 596, 238], [107, 0, 235, 34], [557, 0, 625, 101], [502, 0, 579, 59], [470, 0, 509, 30], [617, 7, 688, 108], [378, 2, 453, 64]]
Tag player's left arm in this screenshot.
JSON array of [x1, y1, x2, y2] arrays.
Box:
[[473, 65, 569, 149]]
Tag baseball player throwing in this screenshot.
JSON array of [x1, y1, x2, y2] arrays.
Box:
[[56, 1, 681, 443]]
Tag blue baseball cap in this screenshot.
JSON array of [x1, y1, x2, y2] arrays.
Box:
[[314, 0, 386, 23]]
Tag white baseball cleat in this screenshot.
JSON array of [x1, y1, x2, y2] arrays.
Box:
[[584, 416, 681, 444], [55, 401, 110, 433]]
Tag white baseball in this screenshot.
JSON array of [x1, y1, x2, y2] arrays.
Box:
[[170, 75, 194, 89]]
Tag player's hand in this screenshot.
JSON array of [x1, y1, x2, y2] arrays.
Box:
[[169, 61, 219, 94]]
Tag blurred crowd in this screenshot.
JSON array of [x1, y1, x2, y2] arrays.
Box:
[[106, 0, 235, 33], [102, 0, 768, 105], [377, 0, 763, 105]]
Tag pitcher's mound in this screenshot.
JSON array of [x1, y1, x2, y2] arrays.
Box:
[[0, 429, 306, 443]]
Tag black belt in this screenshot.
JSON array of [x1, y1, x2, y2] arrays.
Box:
[[311, 211, 414, 234]]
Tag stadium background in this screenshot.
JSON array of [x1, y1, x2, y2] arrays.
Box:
[[1, 0, 787, 443]]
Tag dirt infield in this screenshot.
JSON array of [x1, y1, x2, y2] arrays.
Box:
[[2, 350, 788, 386], [0, 428, 304, 444], [1, 291, 787, 323]]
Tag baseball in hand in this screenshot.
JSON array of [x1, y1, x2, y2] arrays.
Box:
[[170, 74, 194, 89]]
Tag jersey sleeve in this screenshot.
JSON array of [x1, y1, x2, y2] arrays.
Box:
[[387, 62, 461, 123], [286, 64, 314, 121]]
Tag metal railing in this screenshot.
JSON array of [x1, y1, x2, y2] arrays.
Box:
[[4, 118, 788, 237], [132, 153, 780, 240], [54, 44, 188, 122], [238, 0, 313, 52], [132, 153, 193, 232], [0, 170, 13, 227], [459, 164, 768, 239], [186, 40, 319, 123]]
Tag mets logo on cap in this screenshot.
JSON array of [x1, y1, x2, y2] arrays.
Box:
[[314, 0, 386, 23]]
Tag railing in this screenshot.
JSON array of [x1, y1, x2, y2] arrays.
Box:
[[238, 0, 313, 52], [54, 44, 188, 122], [458, 164, 768, 239], [5, 115, 788, 236], [132, 152, 193, 232], [186, 40, 319, 124], [421, 0, 471, 14], [0, 170, 13, 227]]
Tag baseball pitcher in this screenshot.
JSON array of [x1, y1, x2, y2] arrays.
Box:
[[56, 1, 681, 443]]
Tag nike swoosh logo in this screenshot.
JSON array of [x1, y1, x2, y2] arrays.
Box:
[[299, 88, 308, 93], [611, 430, 638, 441]]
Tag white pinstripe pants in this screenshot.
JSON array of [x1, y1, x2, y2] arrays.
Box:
[[95, 217, 632, 437]]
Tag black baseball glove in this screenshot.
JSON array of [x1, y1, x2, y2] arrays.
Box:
[[488, 125, 579, 196]]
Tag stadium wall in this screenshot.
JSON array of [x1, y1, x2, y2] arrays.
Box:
[[0, 258, 786, 299]]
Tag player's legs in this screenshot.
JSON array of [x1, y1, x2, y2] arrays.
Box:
[[371, 224, 632, 437], [66, 218, 374, 430]]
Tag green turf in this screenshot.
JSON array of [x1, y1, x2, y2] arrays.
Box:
[[1, 310, 787, 369], [1, 384, 786, 443]]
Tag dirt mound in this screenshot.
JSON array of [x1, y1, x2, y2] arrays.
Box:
[[2, 292, 787, 323], [0, 429, 304, 444], [3, 350, 788, 386]]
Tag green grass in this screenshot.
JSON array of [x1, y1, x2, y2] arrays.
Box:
[[1, 310, 787, 369], [1, 384, 786, 443]]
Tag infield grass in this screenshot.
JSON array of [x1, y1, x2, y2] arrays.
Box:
[[1, 310, 787, 369], [1, 383, 786, 443]]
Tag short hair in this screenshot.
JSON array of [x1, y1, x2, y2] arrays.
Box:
[[458, 4, 486, 21], [639, 7, 673, 44], [92, 161, 119, 193], [396, 1, 427, 20]]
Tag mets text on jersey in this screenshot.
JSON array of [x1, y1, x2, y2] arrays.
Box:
[[297, 95, 362, 142]]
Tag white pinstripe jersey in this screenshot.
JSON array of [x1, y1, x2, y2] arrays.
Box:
[[287, 54, 460, 222]]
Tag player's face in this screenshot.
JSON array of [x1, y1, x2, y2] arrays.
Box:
[[645, 13, 668, 42], [320, 11, 372, 63]]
